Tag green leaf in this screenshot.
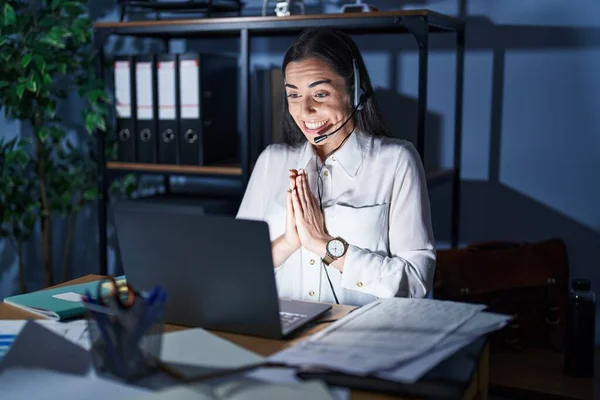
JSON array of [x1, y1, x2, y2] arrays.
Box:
[[0, 81, 9, 89], [21, 54, 33, 69], [33, 55, 45, 73], [96, 115, 106, 132], [83, 189, 97, 201], [52, 0, 63, 10], [38, 128, 50, 142], [84, 113, 96, 134], [14, 149, 29, 166], [0, 36, 7, 47], [15, 82, 25, 98], [26, 76, 37, 93], [3, 4, 16, 26]]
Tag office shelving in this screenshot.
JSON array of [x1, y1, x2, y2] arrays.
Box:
[[93, 9, 465, 275]]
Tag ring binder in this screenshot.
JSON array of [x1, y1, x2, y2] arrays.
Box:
[[177, 53, 238, 166], [135, 54, 158, 164], [114, 56, 136, 162], [157, 53, 179, 164]]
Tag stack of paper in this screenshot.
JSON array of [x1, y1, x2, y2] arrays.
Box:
[[269, 298, 511, 384]]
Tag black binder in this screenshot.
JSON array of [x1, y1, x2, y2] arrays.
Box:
[[157, 53, 179, 164], [114, 56, 136, 162], [296, 337, 488, 400], [134, 54, 158, 164], [178, 53, 238, 166]]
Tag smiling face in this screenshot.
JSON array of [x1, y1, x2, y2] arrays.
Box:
[[284, 57, 354, 155]]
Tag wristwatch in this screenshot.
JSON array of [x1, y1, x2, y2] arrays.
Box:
[[322, 237, 349, 266]]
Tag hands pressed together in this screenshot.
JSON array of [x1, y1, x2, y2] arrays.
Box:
[[283, 169, 332, 257]]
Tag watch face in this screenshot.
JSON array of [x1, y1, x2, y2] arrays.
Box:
[[327, 239, 345, 257]]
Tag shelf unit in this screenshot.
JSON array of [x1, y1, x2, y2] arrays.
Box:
[[93, 9, 465, 275]]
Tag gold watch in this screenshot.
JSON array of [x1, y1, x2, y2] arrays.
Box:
[[322, 237, 348, 266]]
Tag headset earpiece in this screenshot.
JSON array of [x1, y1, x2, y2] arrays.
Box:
[[352, 58, 366, 111]]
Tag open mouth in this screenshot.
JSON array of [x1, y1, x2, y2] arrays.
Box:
[[302, 119, 329, 134]]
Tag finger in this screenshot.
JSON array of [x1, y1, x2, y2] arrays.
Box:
[[296, 175, 309, 217], [291, 188, 303, 217], [286, 190, 295, 227], [301, 170, 313, 208], [287, 189, 295, 215], [289, 169, 298, 191]]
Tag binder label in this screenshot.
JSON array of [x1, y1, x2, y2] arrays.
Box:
[[180, 59, 200, 119], [158, 61, 176, 120], [136, 61, 154, 120], [115, 61, 131, 118]]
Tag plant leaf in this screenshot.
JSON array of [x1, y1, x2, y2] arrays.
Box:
[[3, 4, 16, 26], [21, 54, 33, 69], [16, 82, 25, 98]]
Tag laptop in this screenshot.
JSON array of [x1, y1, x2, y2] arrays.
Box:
[[112, 200, 332, 339]]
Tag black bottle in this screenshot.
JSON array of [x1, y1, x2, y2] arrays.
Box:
[[564, 278, 596, 377]]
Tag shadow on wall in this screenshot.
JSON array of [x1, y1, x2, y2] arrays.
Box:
[[374, 88, 443, 173]]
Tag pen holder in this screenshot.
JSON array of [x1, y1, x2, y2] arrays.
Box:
[[84, 297, 165, 382]]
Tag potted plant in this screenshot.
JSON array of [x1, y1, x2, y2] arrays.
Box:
[[0, 0, 109, 288]]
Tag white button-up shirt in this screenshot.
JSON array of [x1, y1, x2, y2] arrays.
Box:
[[236, 129, 436, 306]]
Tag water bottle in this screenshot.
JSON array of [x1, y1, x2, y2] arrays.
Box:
[[564, 278, 596, 377]]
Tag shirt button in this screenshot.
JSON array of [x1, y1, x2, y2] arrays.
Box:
[[309, 259, 315, 265], [332, 157, 336, 161], [309, 291, 316, 296], [357, 281, 364, 288], [324, 170, 329, 177]]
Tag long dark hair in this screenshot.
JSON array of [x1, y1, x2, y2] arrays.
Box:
[[280, 28, 390, 146]]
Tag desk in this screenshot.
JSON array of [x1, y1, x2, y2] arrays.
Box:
[[0, 275, 489, 400]]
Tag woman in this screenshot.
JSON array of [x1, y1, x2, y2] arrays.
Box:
[[236, 28, 435, 306]]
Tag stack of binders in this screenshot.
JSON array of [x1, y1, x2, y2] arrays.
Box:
[[113, 53, 238, 166]]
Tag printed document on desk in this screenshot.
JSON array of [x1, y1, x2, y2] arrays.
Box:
[[377, 311, 512, 383], [133, 380, 335, 400], [269, 298, 490, 375]]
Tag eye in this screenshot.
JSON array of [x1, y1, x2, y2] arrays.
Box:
[[314, 92, 329, 99], [286, 93, 301, 99]]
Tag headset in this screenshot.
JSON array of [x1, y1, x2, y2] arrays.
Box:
[[313, 33, 367, 144]]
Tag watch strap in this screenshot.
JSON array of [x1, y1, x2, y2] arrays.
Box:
[[322, 253, 335, 266]]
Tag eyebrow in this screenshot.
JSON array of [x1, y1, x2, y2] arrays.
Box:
[[285, 79, 333, 89]]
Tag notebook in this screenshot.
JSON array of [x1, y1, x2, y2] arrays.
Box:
[[2, 276, 126, 321]]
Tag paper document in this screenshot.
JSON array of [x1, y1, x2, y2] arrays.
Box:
[[376, 311, 511, 383], [160, 328, 264, 369], [270, 298, 486, 375], [0, 319, 90, 361], [246, 367, 349, 400], [0, 368, 151, 400], [134, 380, 334, 400]]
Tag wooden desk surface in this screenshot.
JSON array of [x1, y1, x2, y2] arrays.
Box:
[[0, 275, 489, 400]]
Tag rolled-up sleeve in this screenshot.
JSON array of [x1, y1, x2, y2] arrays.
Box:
[[339, 143, 436, 298]]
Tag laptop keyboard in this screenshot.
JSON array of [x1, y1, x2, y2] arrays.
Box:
[[280, 311, 308, 328]]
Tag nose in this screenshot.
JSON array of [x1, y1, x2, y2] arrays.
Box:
[[300, 96, 317, 118]]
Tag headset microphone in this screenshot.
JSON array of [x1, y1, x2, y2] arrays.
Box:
[[314, 104, 359, 144], [313, 58, 366, 144]]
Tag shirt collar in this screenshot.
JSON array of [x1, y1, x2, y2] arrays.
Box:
[[296, 129, 371, 178]]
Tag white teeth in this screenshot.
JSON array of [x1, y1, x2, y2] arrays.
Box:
[[304, 120, 327, 130]]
